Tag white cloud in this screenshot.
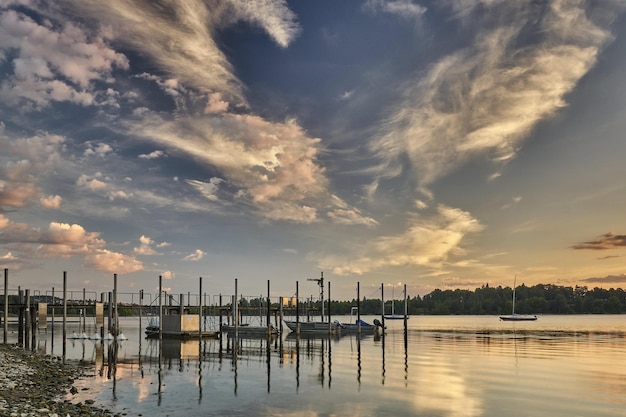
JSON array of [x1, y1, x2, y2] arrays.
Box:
[[0, 131, 65, 209], [339, 90, 355, 101], [57, 0, 243, 105], [204, 92, 229, 114], [127, 112, 329, 223], [0, 8, 128, 108], [183, 249, 205, 261], [0, 214, 143, 274], [138, 150, 166, 159], [133, 235, 159, 256], [161, 270, 175, 280], [319, 205, 484, 275], [84, 142, 113, 158], [365, 0, 427, 19], [40, 194, 62, 209], [76, 173, 108, 191], [187, 177, 224, 202], [216, 0, 301, 48]]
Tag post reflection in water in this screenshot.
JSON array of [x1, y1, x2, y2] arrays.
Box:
[[46, 316, 626, 417], [357, 336, 362, 386], [106, 341, 118, 400]]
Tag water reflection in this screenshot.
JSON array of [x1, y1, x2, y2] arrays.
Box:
[[11, 316, 626, 417]]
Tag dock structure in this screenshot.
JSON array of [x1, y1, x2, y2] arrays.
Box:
[[1, 268, 410, 351]]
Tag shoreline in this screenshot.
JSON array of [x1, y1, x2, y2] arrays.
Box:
[[0, 344, 115, 416]]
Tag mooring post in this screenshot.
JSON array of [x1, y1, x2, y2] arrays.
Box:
[[158, 275, 163, 341], [31, 302, 37, 349], [234, 279, 238, 336], [82, 288, 86, 334], [113, 273, 118, 340], [198, 277, 202, 341], [327, 281, 331, 334], [139, 289, 143, 337], [404, 283, 408, 347], [404, 284, 408, 334], [381, 283, 385, 334], [63, 272, 67, 361], [279, 297, 283, 335], [107, 292, 112, 335], [100, 292, 105, 338], [266, 280, 270, 332], [18, 287, 23, 346], [51, 287, 55, 337], [357, 282, 361, 334], [25, 289, 31, 350], [219, 294, 223, 330], [3, 268, 8, 344], [295, 281, 299, 335]]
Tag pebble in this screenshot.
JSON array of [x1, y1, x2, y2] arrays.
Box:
[[0, 344, 114, 416]]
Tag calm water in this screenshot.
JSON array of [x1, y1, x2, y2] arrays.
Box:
[[6, 315, 626, 416]]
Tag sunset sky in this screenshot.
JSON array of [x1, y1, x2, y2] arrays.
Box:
[[1, 0, 626, 302]]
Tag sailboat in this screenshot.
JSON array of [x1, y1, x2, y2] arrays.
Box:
[[384, 285, 409, 320], [499, 276, 538, 321]]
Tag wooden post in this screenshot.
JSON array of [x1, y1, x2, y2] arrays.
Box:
[[3, 269, 8, 344], [113, 273, 118, 339], [295, 281, 299, 335], [327, 280, 331, 334], [158, 275, 163, 341], [381, 283, 385, 332], [234, 279, 238, 337], [139, 289, 143, 337], [51, 287, 55, 338], [63, 272, 67, 361], [198, 277, 202, 340], [279, 297, 283, 335], [62, 273, 67, 338], [107, 292, 112, 335], [266, 280, 270, 332], [18, 287, 23, 346], [82, 288, 86, 334], [25, 289, 30, 350], [357, 282, 361, 334]]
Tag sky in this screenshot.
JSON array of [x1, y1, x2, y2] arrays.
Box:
[[1, 0, 626, 303]]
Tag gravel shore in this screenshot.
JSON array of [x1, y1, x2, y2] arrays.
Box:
[[0, 344, 116, 416]]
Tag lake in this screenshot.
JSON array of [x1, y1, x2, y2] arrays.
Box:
[[7, 314, 626, 416]]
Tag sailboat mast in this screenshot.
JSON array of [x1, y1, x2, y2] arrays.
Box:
[[512, 275, 517, 314]]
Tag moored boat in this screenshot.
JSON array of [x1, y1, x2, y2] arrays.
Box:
[[283, 320, 340, 333], [499, 314, 538, 321], [499, 275, 538, 321]]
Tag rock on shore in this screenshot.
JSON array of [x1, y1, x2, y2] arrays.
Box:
[[0, 344, 114, 416]]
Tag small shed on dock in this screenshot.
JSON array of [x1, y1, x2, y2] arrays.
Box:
[[161, 314, 199, 334]]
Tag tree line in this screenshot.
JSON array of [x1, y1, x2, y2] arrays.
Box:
[[3, 283, 624, 316], [319, 284, 626, 316]]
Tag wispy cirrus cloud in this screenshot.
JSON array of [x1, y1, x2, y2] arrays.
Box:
[[56, 0, 300, 108], [372, 0, 618, 191], [364, 0, 427, 19]]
